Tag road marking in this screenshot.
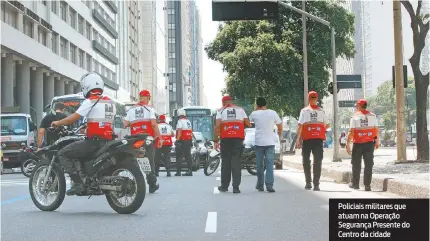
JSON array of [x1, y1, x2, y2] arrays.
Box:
[[205, 212, 217, 233], [217, 170, 221, 174], [213, 187, 219, 194], [216, 177, 220, 181], [1, 195, 30, 205]]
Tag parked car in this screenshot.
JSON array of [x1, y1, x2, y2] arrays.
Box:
[[158, 136, 199, 172]]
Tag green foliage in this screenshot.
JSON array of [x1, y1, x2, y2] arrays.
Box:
[[205, 1, 355, 118], [367, 78, 416, 130], [232, 99, 254, 116]]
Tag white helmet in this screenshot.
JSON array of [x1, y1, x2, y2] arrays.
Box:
[[80, 72, 104, 98], [177, 109, 186, 117]]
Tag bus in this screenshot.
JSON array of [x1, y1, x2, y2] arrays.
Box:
[[172, 106, 215, 141], [46, 93, 128, 139]]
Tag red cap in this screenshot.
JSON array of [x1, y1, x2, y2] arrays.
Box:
[[222, 95, 232, 102], [356, 99, 367, 107], [139, 90, 151, 97], [159, 115, 166, 121], [308, 91, 318, 98]]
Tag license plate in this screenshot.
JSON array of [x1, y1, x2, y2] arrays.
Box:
[[3, 157, 9, 161], [137, 158, 151, 173]]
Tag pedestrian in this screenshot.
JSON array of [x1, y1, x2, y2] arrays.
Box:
[[295, 91, 330, 191], [155, 114, 174, 177], [175, 109, 193, 176], [37, 102, 68, 151], [340, 132, 347, 148], [53, 73, 116, 195], [215, 95, 251, 194], [346, 99, 379, 191], [249, 97, 282, 193], [123, 89, 162, 194]]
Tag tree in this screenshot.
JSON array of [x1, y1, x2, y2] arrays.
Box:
[[205, 1, 355, 119], [400, 1, 429, 161]]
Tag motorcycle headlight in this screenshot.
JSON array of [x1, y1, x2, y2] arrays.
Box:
[[145, 140, 152, 145]]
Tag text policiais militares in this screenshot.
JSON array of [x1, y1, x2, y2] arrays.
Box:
[[338, 202, 407, 211]]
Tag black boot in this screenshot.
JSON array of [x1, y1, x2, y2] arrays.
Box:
[[166, 171, 171, 177], [303, 163, 313, 190], [175, 172, 181, 176], [349, 183, 359, 189], [66, 173, 84, 196], [183, 169, 193, 176], [149, 184, 159, 194], [305, 183, 312, 190]]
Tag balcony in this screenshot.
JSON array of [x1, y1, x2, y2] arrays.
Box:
[[103, 0, 118, 14], [100, 75, 119, 90], [92, 40, 119, 65], [92, 9, 118, 39]]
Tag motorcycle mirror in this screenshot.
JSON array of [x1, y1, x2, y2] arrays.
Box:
[[281, 139, 286, 143]]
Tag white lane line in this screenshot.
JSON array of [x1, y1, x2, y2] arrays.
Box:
[[213, 187, 220, 194], [216, 177, 220, 181], [217, 170, 221, 174], [205, 212, 217, 233]]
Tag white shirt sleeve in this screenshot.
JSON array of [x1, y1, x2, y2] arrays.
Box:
[[239, 108, 248, 119], [216, 109, 221, 120], [176, 120, 183, 129], [76, 99, 93, 117], [298, 110, 305, 124], [125, 109, 132, 121], [349, 116, 356, 129], [249, 112, 254, 122], [273, 111, 282, 124], [149, 107, 156, 119]]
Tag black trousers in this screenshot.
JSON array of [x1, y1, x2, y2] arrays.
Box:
[[351, 142, 374, 186], [176, 140, 192, 173], [220, 138, 243, 188], [302, 139, 324, 186], [155, 145, 172, 174], [145, 142, 158, 187], [58, 139, 103, 176]]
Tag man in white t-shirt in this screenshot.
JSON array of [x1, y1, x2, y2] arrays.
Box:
[[249, 97, 282, 193]]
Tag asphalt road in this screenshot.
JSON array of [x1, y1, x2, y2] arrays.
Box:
[[1, 165, 403, 241]]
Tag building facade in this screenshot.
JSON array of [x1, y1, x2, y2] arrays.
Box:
[[1, 0, 124, 126], [166, 0, 202, 115]]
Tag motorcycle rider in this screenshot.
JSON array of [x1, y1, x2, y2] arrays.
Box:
[[155, 114, 174, 177], [123, 90, 162, 194], [175, 109, 193, 176], [214, 95, 250, 194], [52, 72, 116, 196]]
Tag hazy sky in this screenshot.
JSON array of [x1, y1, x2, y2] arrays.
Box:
[[195, 0, 426, 107]]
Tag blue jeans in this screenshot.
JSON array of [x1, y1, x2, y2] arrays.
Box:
[[255, 145, 275, 187]]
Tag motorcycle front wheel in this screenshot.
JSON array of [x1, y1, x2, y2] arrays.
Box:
[[204, 157, 220, 176], [21, 159, 38, 178], [29, 162, 66, 211], [105, 159, 146, 214]]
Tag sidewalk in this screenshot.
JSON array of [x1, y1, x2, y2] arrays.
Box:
[[282, 147, 429, 198]]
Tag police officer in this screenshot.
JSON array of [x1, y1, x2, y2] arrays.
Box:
[[155, 114, 174, 177], [346, 99, 379, 191], [123, 90, 162, 194], [175, 109, 193, 176], [215, 95, 250, 194], [53, 72, 116, 196], [296, 91, 330, 191]]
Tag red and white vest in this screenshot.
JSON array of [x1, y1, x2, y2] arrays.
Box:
[[76, 95, 116, 140], [216, 105, 247, 139], [299, 106, 327, 140], [176, 117, 192, 141], [156, 122, 173, 147], [350, 111, 378, 144], [125, 104, 156, 136]]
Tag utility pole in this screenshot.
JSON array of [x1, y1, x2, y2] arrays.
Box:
[[302, 0, 308, 107], [393, 1, 407, 162]]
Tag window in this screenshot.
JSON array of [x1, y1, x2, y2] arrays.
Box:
[[51, 1, 57, 14], [94, 60, 99, 73], [93, 29, 98, 41], [51, 32, 58, 53], [23, 18, 33, 38], [168, 24, 175, 29], [86, 55, 92, 71], [70, 44, 76, 63], [60, 37, 67, 58], [112, 72, 116, 83], [168, 67, 176, 73], [168, 9, 174, 14], [38, 28, 47, 46], [107, 69, 111, 80], [168, 52, 175, 58], [60, 1, 67, 21], [2, 3, 17, 29], [101, 65, 106, 77], [78, 50, 84, 67], [78, 16, 84, 34], [85, 23, 91, 39], [168, 38, 175, 44], [69, 8, 76, 28]]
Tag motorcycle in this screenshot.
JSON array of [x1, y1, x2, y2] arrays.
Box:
[[20, 143, 39, 178], [203, 145, 264, 176], [29, 124, 150, 214]]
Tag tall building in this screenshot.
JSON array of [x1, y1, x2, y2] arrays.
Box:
[[166, 0, 202, 115], [1, 0, 124, 125]]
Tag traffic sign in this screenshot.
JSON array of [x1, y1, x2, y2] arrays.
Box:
[[212, 0, 278, 21], [337, 75, 362, 89], [338, 100, 356, 108]]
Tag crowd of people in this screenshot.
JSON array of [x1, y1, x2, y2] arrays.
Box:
[[42, 72, 379, 195]]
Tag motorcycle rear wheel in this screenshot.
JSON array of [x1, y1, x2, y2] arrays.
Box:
[[204, 157, 220, 176], [105, 159, 146, 214], [29, 162, 66, 211]]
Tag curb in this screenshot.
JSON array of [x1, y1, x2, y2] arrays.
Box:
[[283, 160, 429, 198]]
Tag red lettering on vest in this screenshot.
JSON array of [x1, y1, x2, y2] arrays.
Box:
[[302, 123, 326, 140], [220, 121, 245, 139], [353, 128, 376, 143]]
